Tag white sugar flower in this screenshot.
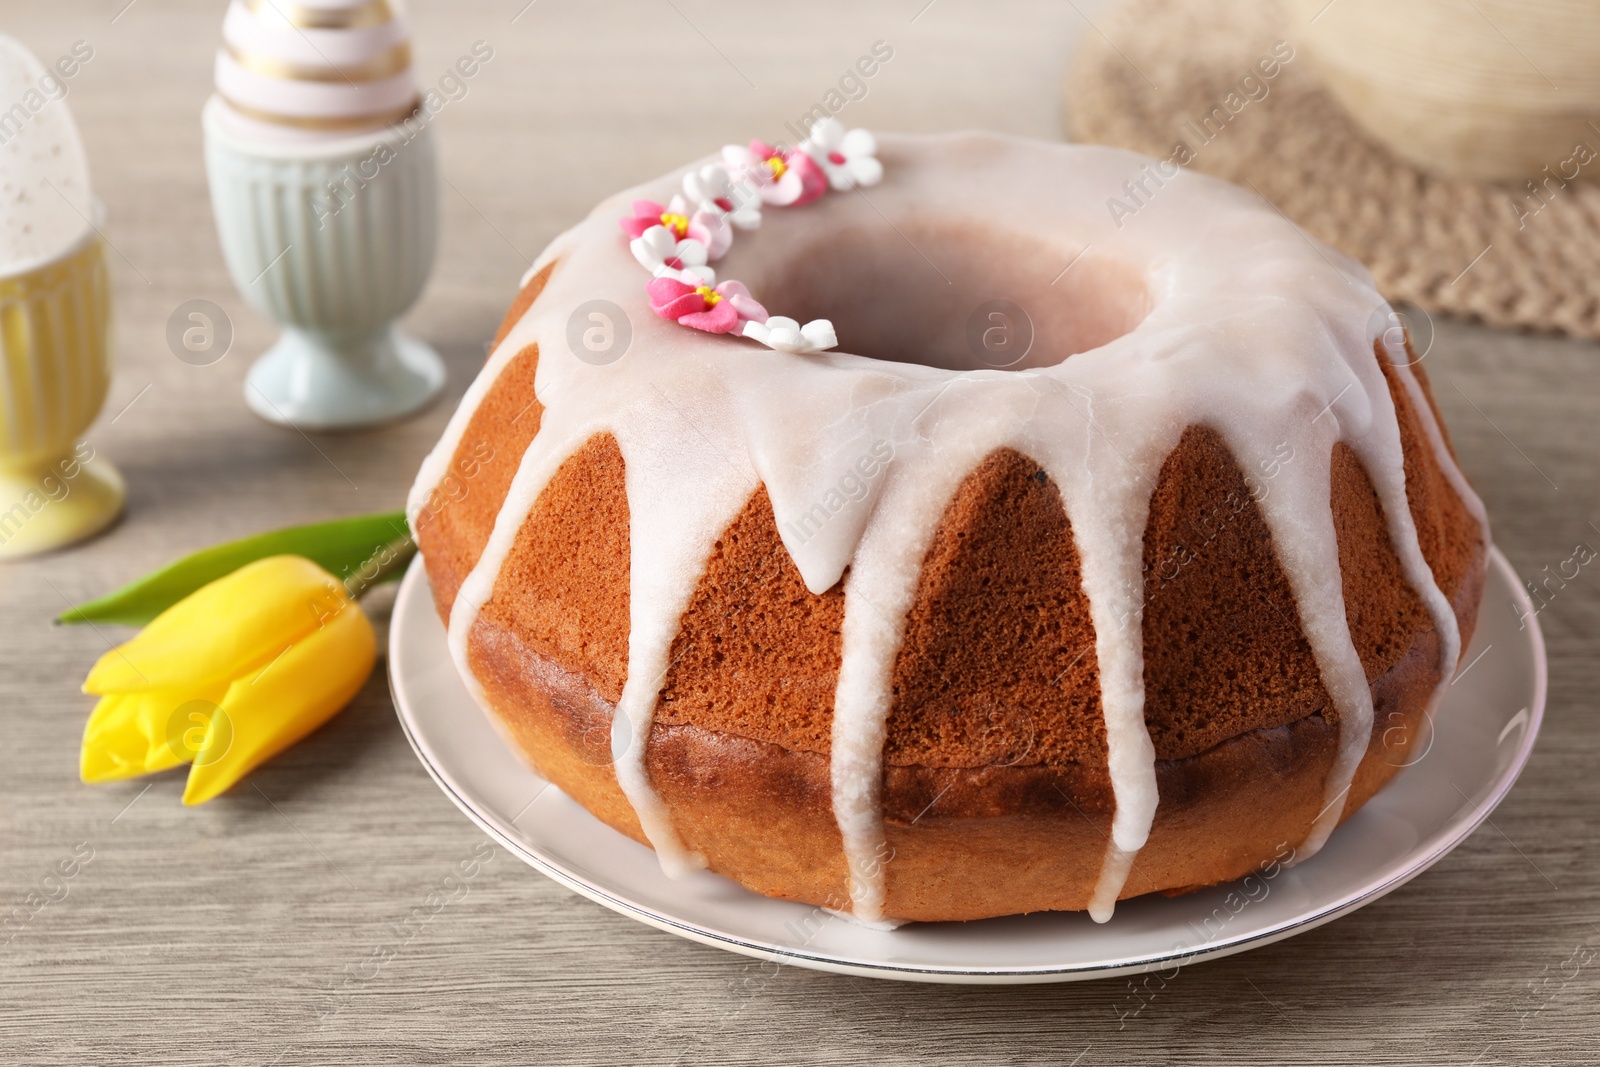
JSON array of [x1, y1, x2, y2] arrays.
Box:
[[742, 316, 837, 354], [684, 163, 763, 231], [630, 225, 715, 285], [800, 119, 883, 192]]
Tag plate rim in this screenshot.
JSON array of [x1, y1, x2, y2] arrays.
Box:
[[388, 546, 1547, 984]]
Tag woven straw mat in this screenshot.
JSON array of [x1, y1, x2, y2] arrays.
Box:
[[1064, 0, 1600, 339]]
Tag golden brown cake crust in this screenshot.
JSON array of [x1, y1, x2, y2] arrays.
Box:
[[424, 292, 1486, 919], [413, 263, 556, 620]]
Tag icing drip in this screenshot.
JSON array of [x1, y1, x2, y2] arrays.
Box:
[[607, 397, 758, 874], [411, 133, 1487, 921], [1236, 399, 1377, 856], [829, 386, 1032, 919], [1293, 356, 1465, 857], [1384, 355, 1492, 558], [1040, 410, 1169, 923]]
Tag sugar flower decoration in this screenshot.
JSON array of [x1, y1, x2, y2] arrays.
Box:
[[742, 316, 838, 355], [621, 128, 885, 353], [630, 225, 715, 285], [684, 163, 763, 231], [724, 140, 827, 207], [648, 277, 767, 334], [800, 119, 883, 192], [619, 195, 731, 259]]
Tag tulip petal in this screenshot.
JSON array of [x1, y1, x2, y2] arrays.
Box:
[[181, 599, 376, 805], [80, 686, 226, 782], [84, 556, 352, 695]]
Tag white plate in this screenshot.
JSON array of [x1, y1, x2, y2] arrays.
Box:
[[389, 548, 1546, 984]]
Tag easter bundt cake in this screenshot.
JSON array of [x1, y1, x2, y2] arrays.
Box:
[[409, 131, 1487, 923]]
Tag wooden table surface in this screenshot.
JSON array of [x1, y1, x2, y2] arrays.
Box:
[[3, 2, 1596, 1063]]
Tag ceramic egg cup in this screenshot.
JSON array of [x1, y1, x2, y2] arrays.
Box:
[[203, 97, 444, 430], [0, 217, 124, 559]]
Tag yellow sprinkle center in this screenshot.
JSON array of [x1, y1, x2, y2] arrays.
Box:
[[765, 155, 787, 180], [660, 212, 690, 238], [695, 285, 721, 306]]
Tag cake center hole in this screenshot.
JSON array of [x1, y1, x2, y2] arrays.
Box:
[[758, 220, 1151, 371]]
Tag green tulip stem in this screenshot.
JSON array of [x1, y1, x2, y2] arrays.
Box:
[[58, 510, 414, 626], [343, 533, 418, 601]]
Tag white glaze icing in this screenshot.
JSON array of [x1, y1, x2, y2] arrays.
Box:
[[411, 133, 1486, 923]]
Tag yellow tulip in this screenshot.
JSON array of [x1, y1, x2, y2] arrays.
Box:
[[80, 555, 377, 804]]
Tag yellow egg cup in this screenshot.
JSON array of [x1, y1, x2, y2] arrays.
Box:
[[0, 225, 124, 559]]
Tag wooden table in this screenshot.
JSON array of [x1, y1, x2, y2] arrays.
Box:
[[4, 2, 1596, 1063]]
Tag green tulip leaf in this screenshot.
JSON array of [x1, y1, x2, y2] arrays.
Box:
[[58, 510, 412, 626]]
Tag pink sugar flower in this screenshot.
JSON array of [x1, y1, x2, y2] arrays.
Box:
[[647, 277, 768, 334], [619, 195, 731, 258], [722, 140, 827, 207]]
